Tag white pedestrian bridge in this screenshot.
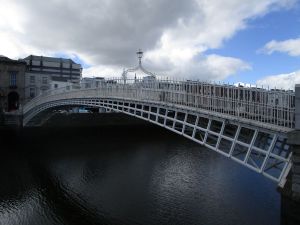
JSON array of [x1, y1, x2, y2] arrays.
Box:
[[23, 78, 296, 185]]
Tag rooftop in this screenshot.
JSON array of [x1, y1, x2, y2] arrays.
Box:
[[24, 55, 81, 65], [0, 55, 26, 65]]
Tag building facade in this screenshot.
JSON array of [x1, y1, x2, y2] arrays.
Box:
[[24, 72, 51, 102], [50, 78, 75, 90], [0, 56, 26, 112], [81, 77, 105, 88], [23, 55, 82, 83]]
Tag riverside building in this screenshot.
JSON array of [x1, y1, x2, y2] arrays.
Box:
[[23, 55, 82, 84], [24, 73, 51, 101], [0, 55, 26, 112]]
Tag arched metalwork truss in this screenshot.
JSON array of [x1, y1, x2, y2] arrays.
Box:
[[23, 96, 292, 186], [22, 77, 296, 186]]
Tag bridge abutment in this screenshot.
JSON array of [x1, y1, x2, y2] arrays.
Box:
[[280, 135, 300, 225], [279, 84, 300, 225], [288, 84, 300, 200], [287, 130, 300, 201], [0, 113, 23, 129]]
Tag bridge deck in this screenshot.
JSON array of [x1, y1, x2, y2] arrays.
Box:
[[22, 78, 296, 184]]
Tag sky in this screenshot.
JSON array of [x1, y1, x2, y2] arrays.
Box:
[[0, 0, 300, 90]]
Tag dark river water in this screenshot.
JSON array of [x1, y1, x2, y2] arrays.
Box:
[[0, 114, 283, 225]]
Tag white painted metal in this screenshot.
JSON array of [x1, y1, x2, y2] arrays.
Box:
[[24, 78, 295, 131], [22, 78, 295, 184]]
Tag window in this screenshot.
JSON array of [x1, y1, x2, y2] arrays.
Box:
[[42, 77, 48, 84], [30, 76, 35, 83], [10, 71, 17, 86], [30, 88, 35, 98]]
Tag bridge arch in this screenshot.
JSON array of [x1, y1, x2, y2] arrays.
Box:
[[23, 96, 291, 184]]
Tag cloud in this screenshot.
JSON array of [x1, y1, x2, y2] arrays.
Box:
[[0, 0, 296, 80], [259, 38, 300, 56], [146, 54, 251, 80], [256, 70, 300, 90], [83, 65, 121, 78]]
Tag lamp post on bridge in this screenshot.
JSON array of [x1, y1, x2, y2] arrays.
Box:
[[137, 49, 143, 66], [121, 49, 156, 84]]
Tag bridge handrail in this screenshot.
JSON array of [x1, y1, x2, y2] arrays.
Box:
[[23, 77, 296, 129]]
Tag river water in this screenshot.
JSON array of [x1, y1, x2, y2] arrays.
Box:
[[0, 114, 281, 225]]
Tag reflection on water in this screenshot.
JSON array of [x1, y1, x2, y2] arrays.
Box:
[[0, 114, 281, 225]]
